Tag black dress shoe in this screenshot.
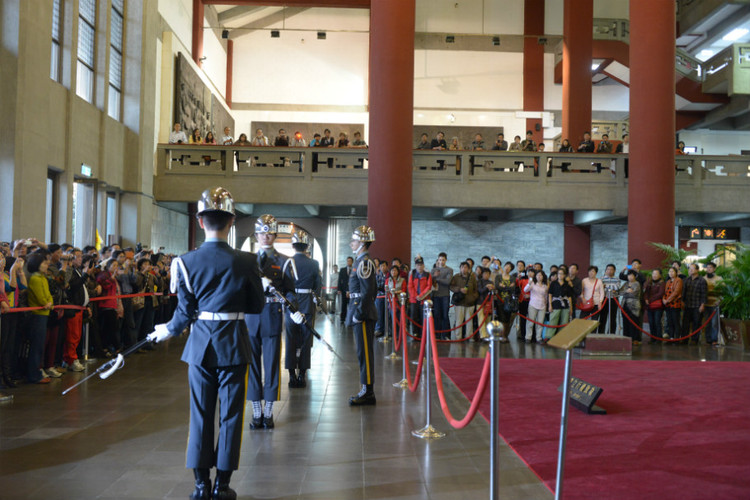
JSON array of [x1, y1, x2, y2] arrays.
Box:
[[298, 373, 307, 388], [189, 480, 211, 500], [349, 392, 376, 406], [288, 376, 299, 388], [3, 376, 17, 389], [263, 415, 274, 429], [211, 484, 237, 500], [249, 416, 263, 430]]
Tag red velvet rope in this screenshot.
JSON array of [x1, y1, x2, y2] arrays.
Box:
[[402, 295, 490, 334], [402, 305, 428, 393], [515, 297, 609, 329], [428, 314, 492, 429], [1, 292, 169, 314], [612, 297, 718, 342]]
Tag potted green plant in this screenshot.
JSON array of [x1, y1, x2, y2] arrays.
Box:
[[715, 244, 750, 350]]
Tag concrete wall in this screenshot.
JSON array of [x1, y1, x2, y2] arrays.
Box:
[[150, 204, 190, 255]]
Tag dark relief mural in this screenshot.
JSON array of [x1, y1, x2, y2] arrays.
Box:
[[174, 52, 234, 138]]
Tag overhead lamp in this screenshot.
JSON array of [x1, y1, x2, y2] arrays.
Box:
[[492, 36, 500, 46], [537, 37, 547, 45], [317, 31, 326, 40], [446, 35, 455, 43], [221, 29, 229, 39], [271, 30, 280, 38]]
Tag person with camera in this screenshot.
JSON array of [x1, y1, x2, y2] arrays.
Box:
[[407, 255, 432, 339], [449, 261, 478, 340], [116, 254, 139, 349]]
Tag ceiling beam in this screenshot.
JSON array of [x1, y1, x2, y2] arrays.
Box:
[[217, 5, 264, 23], [304, 205, 320, 216], [203, 0, 369, 8], [228, 7, 308, 39]]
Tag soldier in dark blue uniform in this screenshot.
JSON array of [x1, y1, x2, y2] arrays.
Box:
[[345, 225, 378, 406], [285, 227, 321, 388], [148, 187, 264, 500], [245, 215, 304, 429]]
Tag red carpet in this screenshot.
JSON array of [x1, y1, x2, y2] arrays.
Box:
[[440, 358, 750, 500]]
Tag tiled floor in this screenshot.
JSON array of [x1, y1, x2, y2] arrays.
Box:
[[1, 315, 747, 499]]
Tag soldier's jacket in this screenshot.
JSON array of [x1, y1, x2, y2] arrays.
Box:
[[345, 251, 377, 326]]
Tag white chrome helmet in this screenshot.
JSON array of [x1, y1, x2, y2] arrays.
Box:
[[352, 225, 375, 243], [291, 228, 310, 246], [197, 187, 235, 216], [255, 214, 278, 234]]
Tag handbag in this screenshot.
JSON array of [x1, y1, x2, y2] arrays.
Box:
[[576, 279, 598, 311], [451, 275, 469, 305], [503, 294, 519, 313]]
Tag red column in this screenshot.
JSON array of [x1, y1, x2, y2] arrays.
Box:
[[564, 211, 591, 268], [524, 0, 545, 145], [561, 0, 592, 145], [192, 0, 204, 67], [367, 0, 415, 263], [628, 1, 675, 267], [226, 39, 233, 106]]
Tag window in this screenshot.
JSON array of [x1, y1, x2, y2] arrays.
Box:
[[51, 0, 63, 81], [76, 0, 96, 102], [72, 180, 96, 249], [45, 170, 59, 243], [106, 192, 118, 243], [108, 0, 124, 120]]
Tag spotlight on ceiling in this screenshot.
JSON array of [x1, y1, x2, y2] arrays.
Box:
[[492, 36, 500, 46], [446, 35, 455, 43], [538, 37, 547, 45], [317, 31, 326, 40], [221, 29, 229, 39], [271, 30, 280, 38]]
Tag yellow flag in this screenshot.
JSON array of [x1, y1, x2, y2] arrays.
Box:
[[95, 229, 103, 251]]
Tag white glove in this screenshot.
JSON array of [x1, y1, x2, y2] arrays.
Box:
[[290, 311, 305, 324], [147, 323, 171, 343], [261, 277, 271, 292]]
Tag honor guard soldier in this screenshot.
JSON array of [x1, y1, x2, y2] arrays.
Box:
[[346, 225, 378, 406], [147, 187, 264, 500], [285, 227, 321, 388], [245, 215, 304, 429]]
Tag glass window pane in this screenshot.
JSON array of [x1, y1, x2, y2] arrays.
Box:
[[52, 0, 61, 41], [111, 11, 123, 51], [76, 63, 94, 102], [79, 0, 96, 25], [112, 0, 124, 14], [108, 86, 121, 121], [109, 49, 121, 87], [50, 41, 60, 81], [77, 21, 95, 67]]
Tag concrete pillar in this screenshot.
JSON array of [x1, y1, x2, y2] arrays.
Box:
[[564, 211, 591, 268], [192, 0, 204, 67], [524, 0, 545, 145], [628, 0, 675, 267], [367, 0, 415, 262], [561, 0, 592, 145]]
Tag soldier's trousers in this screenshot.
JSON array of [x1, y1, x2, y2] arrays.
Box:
[[354, 319, 375, 385], [187, 363, 248, 470], [285, 314, 313, 371], [247, 333, 282, 402]]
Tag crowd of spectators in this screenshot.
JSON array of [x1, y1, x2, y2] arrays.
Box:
[[344, 252, 722, 348], [0, 239, 176, 393], [168, 123, 368, 149]]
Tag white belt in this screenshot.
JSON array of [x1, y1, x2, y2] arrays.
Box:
[[197, 312, 245, 321], [349, 293, 362, 298], [266, 297, 283, 303], [295, 288, 314, 294]]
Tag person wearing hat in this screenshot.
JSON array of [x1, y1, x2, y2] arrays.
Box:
[[346, 225, 378, 405], [285, 227, 321, 388], [246, 214, 304, 428], [147, 187, 265, 500]]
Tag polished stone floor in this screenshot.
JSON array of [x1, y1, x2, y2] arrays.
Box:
[[1, 314, 747, 499]]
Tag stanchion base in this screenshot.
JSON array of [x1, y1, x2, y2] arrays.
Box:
[[393, 379, 409, 389], [85, 358, 97, 364], [385, 352, 402, 361], [378, 336, 391, 344], [411, 425, 445, 439], [0, 394, 14, 404]]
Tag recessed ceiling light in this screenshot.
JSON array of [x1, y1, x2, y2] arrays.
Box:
[[722, 27, 749, 41]]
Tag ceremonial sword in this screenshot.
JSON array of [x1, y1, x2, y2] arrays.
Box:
[[61, 337, 154, 396], [269, 287, 346, 364]]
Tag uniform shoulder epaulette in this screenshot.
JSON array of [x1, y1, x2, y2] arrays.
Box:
[[357, 258, 374, 279]]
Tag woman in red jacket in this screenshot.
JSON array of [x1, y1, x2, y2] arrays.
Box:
[[96, 259, 121, 356], [407, 256, 432, 339]]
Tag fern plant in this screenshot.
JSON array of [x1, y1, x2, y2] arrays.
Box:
[[714, 244, 750, 321], [647, 242, 696, 272]]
